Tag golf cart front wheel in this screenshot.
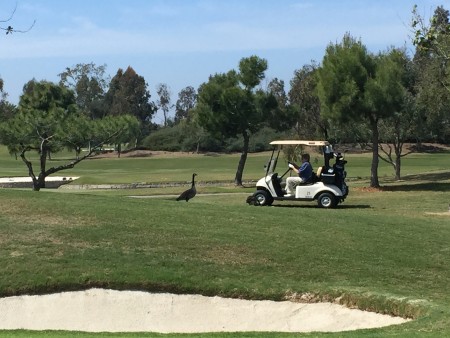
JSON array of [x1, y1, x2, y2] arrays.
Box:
[[254, 190, 273, 206], [317, 192, 336, 208]]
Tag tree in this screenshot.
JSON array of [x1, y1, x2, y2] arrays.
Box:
[[105, 67, 155, 121], [376, 49, 419, 180], [0, 80, 136, 191], [63, 112, 93, 159], [173, 86, 202, 152], [175, 86, 197, 123], [289, 63, 328, 139], [412, 6, 450, 142], [378, 94, 418, 180], [156, 83, 172, 127], [412, 5, 450, 62], [0, 78, 18, 157], [265, 78, 296, 132], [317, 34, 405, 188], [96, 114, 140, 157], [194, 55, 277, 186], [0, 3, 35, 35], [58, 63, 110, 119], [0, 99, 16, 122], [0, 78, 16, 121], [104, 66, 156, 144]]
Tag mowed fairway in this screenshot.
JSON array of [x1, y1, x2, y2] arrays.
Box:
[[0, 146, 449, 337]]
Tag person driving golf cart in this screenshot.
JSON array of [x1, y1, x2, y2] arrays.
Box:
[[285, 153, 313, 197], [247, 140, 348, 208]]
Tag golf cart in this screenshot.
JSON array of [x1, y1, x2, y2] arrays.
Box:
[[247, 140, 348, 208]]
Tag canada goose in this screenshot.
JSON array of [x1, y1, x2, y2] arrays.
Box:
[[176, 173, 197, 202]]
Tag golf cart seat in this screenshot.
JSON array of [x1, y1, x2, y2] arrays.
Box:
[[317, 166, 323, 177], [295, 164, 324, 185], [297, 170, 319, 186]]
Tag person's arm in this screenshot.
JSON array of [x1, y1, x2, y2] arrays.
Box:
[[298, 162, 307, 172], [288, 162, 299, 170]]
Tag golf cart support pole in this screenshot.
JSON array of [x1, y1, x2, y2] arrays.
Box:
[[265, 147, 281, 177]]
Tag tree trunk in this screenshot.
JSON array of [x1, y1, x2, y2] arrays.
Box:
[[40, 146, 47, 175], [19, 130, 121, 192], [394, 145, 402, 180], [234, 131, 250, 186], [34, 144, 49, 191], [32, 174, 46, 191], [370, 119, 380, 188]]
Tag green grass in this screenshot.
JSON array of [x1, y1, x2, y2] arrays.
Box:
[[0, 146, 449, 337], [1, 145, 449, 185]]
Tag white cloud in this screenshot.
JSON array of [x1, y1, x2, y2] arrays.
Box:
[[0, 0, 419, 61]]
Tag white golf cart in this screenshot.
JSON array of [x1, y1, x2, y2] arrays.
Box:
[[247, 140, 348, 208]]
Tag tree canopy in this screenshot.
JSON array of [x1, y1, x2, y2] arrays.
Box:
[[104, 66, 156, 122], [317, 34, 409, 187], [1, 3, 450, 190], [58, 63, 110, 119], [194, 55, 278, 185], [413, 6, 450, 142], [0, 80, 139, 190], [288, 63, 327, 139], [175, 86, 197, 123]]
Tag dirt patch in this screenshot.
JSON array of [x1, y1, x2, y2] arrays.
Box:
[[353, 187, 384, 193], [340, 143, 449, 154], [92, 143, 449, 159], [92, 150, 203, 159], [425, 212, 450, 216]]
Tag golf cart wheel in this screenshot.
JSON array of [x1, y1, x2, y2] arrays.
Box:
[[317, 192, 336, 208], [254, 190, 273, 206]]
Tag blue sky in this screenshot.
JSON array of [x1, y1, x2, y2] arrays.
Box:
[[0, 0, 447, 123]]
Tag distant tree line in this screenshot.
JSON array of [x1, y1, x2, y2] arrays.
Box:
[[0, 5, 449, 188]]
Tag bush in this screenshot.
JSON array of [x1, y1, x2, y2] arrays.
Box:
[[142, 125, 184, 151], [224, 127, 289, 153], [143, 124, 290, 153]]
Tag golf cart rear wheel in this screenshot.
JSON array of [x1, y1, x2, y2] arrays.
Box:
[[317, 192, 336, 208], [254, 190, 273, 206]]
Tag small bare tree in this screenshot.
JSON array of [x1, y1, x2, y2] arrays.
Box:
[[156, 83, 173, 127], [1, 3, 35, 35]]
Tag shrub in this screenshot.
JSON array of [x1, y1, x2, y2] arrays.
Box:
[[142, 125, 184, 151]]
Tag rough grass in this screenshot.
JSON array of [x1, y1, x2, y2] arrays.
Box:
[[0, 146, 449, 337], [0, 178, 449, 337]]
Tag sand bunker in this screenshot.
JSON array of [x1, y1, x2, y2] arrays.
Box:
[[0, 176, 79, 189], [0, 288, 409, 333]]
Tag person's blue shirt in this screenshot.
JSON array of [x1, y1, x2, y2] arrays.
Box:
[[298, 161, 312, 181]]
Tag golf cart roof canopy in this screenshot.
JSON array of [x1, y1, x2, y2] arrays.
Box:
[[270, 140, 330, 146]]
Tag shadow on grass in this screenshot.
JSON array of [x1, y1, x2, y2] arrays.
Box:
[[409, 144, 450, 153], [381, 171, 450, 192], [402, 171, 450, 181], [337, 204, 372, 209], [382, 182, 450, 192], [271, 204, 371, 209]]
